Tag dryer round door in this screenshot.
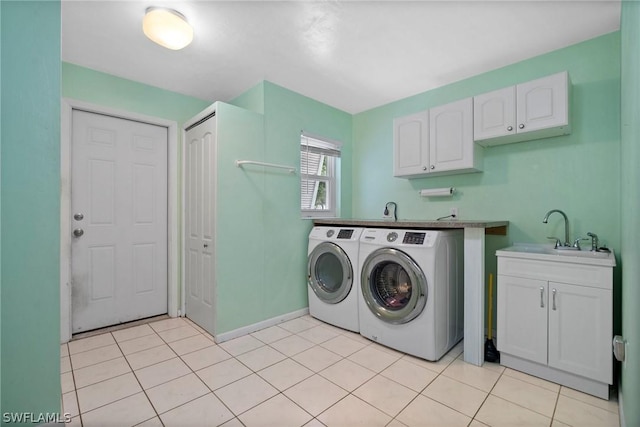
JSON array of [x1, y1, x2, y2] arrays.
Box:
[[308, 242, 354, 304], [361, 248, 427, 324]]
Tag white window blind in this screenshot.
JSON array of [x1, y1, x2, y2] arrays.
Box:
[[300, 133, 341, 218]]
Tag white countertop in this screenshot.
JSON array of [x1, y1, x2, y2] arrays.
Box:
[[496, 243, 616, 267]]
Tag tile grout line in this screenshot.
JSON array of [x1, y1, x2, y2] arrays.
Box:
[[64, 315, 619, 427], [78, 331, 157, 424]]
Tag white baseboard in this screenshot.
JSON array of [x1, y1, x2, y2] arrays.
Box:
[[214, 308, 310, 343], [618, 383, 626, 427]]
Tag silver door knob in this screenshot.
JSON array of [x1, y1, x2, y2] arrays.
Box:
[[519, 123, 525, 129], [73, 213, 84, 221], [507, 126, 513, 131], [73, 228, 84, 237]]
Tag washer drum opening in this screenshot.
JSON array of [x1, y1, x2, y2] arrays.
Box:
[[361, 248, 427, 324], [308, 242, 353, 304]]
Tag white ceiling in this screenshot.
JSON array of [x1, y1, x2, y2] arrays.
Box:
[[62, 1, 621, 114]]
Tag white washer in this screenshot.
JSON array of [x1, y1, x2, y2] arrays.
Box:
[[358, 228, 464, 360], [308, 226, 364, 332]]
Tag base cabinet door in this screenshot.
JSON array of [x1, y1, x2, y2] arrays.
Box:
[[548, 282, 613, 383], [497, 275, 548, 365]]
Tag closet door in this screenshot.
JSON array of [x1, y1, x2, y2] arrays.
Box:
[[185, 115, 216, 336]]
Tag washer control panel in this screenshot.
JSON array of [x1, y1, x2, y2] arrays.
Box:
[[337, 229, 354, 239], [403, 232, 426, 245]]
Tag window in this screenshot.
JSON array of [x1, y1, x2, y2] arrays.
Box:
[[300, 133, 341, 218]]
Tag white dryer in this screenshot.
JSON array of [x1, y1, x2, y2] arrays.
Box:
[[308, 226, 364, 332], [358, 228, 464, 360]]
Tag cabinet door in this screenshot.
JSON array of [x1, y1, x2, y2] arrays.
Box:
[[473, 86, 516, 141], [497, 275, 548, 365], [516, 71, 569, 133], [429, 98, 474, 173], [393, 111, 429, 177], [548, 282, 612, 383]]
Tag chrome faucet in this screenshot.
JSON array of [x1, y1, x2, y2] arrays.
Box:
[[587, 232, 599, 252], [543, 209, 570, 247]]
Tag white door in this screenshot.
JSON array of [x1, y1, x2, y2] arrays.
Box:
[[516, 71, 568, 133], [496, 275, 548, 365], [184, 115, 216, 336], [548, 282, 612, 383], [71, 110, 168, 333], [473, 86, 516, 141], [429, 98, 474, 173], [393, 111, 429, 177]]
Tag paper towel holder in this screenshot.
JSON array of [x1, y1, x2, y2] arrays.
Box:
[[419, 187, 455, 197]]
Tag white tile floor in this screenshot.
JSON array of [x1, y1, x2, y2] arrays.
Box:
[[61, 315, 620, 427]]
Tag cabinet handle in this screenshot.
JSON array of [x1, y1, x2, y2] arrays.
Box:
[[422, 166, 427, 171], [430, 165, 435, 170], [540, 287, 544, 308], [552, 288, 557, 311], [519, 123, 525, 130], [507, 126, 513, 132]]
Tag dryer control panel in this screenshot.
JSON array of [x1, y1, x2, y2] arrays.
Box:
[[402, 232, 425, 245], [337, 229, 354, 239]]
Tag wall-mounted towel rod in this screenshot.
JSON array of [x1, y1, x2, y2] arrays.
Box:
[[235, 160, 296, 174]]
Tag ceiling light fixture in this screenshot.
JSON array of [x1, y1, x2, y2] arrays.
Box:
[[143, 7, 193, 50]]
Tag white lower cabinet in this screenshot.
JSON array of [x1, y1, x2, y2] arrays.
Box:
[[496, 256, 613, 399], [497, 276, 548, 365]]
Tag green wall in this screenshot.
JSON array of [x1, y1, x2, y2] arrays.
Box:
[[262, 82, 352, 328], [352, 32, 621, 312], [620, 3, 640, 426], [1, 0, 61, 418], [62, 62, 210, 126], [213, 102, 266, 334], [222, 81, 352, 333]]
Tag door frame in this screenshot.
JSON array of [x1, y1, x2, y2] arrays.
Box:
[[60, 98, 180, 343]]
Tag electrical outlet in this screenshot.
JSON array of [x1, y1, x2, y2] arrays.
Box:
[[450, 207, 459, 218]]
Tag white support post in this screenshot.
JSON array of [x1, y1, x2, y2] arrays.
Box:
[[464, 227, 485, 366]]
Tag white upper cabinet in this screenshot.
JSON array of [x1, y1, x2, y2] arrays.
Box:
[[393, 111, 429, 177], [429, 98, 481, 175], [474, 71, 571, 147], [393, 98, 482, 178], [474, 86, 516, 141]]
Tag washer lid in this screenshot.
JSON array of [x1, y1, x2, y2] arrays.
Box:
[[361, 248, 427, 324], [308, 242, 353, 304]]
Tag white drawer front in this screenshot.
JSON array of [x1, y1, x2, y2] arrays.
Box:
[[497, 257, 612, 290]]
